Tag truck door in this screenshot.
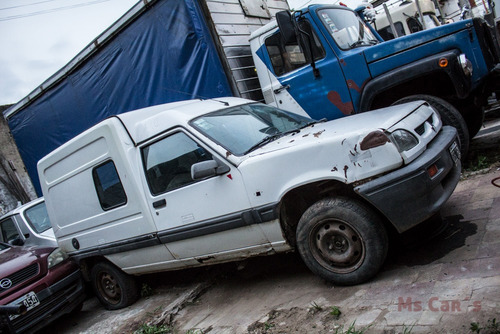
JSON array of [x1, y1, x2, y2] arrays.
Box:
[[257, 19, 353, 121], [140, 129, 271, 262]]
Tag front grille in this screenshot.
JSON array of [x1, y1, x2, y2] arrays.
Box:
[[0, 264, 39, 293], [10, 279, 80, 332], [414, 115, 434, 136]]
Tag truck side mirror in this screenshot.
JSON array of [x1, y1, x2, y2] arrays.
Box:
[[276, 11, 298, 44], [191, 159, 230, 180]]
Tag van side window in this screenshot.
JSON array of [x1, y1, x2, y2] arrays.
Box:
[[0, 218, 20, 244], [142, 132, 213, 196], [265, 20, 325, 76], [92, 161, 127, 210]]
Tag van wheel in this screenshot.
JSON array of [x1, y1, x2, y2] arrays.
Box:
[[91, 262, 139, 310], [296, 197, 388, 285], [392, 95, 469, 158]]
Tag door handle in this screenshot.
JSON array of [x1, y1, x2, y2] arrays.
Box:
[[153, 199, 166, 209], [273, 84, 290, 94]]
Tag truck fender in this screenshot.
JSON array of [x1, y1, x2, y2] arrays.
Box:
[[358, 50, 471, 112]]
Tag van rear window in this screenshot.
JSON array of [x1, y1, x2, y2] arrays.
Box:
[[92, 161, 127, 210]]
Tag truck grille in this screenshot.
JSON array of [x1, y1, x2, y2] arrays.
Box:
[[0, 264, 39, 293]]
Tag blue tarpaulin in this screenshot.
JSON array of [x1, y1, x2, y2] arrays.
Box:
[[6, 0, 233, 195]]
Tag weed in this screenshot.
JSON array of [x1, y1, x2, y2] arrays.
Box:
[[470, 318, 500, 334], [185, 329, 204, 334], [401, 322, 415, 334], [309, 301, 323, 312], [330, 306, 342, 319], [141, 283, 153, 298], [334, 321, 371, 334], [135, 324, 171, 334], [264, 322, 275, 330]]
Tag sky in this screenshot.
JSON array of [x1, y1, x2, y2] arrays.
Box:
[[0, 0, 367, 107], [0, 0, 138, 106]]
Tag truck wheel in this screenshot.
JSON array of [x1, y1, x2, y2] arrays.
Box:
[[461, 104, 484, 138], [296, 197, 388, 285], [392, 95, 469, 158], [91, 262, 139, 310]]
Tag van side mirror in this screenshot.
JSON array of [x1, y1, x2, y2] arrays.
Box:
[[276, 11, 298, 44], [191, 159, 230, 180]]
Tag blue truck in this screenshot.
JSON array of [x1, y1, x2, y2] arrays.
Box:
[[250, 4, 500, 158], [3, 0, 499, 194]]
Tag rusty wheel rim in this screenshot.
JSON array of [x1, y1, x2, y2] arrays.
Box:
[[309, 219, 365, 274], [97, 271, 121, 305]]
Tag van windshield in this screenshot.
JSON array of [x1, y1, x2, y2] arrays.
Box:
[[191, 103, 313, 156], [318, 8, 378, 49]]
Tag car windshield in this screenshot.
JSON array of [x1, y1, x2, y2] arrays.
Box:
[[23, 201, 52, 234], [318, 8, 378, 50], [191, 103, 314, 156]]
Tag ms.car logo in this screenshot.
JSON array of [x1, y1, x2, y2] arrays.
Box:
[[0, 278, 12, 290]]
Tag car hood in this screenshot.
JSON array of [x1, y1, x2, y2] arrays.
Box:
[[0, 245, 52, 278]]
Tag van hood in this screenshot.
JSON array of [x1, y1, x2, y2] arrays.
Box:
[[248, 101, 424, 157]]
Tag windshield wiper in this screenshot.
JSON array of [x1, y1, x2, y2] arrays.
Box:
[[244, 128, 303, 154], [299, 118, 327, 130], [349, 40, 378, 48]]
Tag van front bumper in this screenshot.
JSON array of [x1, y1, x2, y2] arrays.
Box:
[[355, 126, 461, 233]]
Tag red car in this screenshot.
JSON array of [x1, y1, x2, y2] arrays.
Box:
[[0, 242, 85, 333]]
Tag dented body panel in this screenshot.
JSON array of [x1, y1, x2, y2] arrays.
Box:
[[38, 97, 459, 277]]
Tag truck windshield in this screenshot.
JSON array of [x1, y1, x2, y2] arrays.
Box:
[[191, 103, 313, 156], [318, 8, 378, 50]]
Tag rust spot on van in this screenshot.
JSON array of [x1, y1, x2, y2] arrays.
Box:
[[313, 130, 325, 138], [331, 166, 338, 172], [226, 151, 232, 158], [343, 165, 349, 179], [360, 131, 390, 151]]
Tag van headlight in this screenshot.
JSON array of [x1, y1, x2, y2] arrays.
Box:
[[47, 248, 68, 268], [390, 129, 419, 152]]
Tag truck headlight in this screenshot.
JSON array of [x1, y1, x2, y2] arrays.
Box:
[[390, 129, 419, 152], [458, 54, 473, 77], [47, 248, 68, 269]]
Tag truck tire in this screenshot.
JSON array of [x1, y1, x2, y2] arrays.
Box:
[[296, 197, 388, 285], [91, 262, 139, 310], [392, 95, 469, 158]]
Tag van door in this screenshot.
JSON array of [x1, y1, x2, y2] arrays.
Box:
[[258, 18, 353, 121], [140, 129, 271, 262]]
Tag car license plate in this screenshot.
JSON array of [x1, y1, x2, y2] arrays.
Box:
[[8, 292, 40, 321], [449, 141, 460, 164]]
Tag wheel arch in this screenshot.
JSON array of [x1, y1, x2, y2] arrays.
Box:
[[278, 179, 397, 248], [359, 50, 471, 111]]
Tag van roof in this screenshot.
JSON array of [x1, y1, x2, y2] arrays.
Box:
[[115, 97, 251, 145]]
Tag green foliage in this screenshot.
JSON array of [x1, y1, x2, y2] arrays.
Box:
[[141, 283, 153, 298], [309, 301, 323, 312], [330, 306, 342, 318], [135, 324, 171, 334], [334, 321, 371, 334], [470, 318, 500, 334]]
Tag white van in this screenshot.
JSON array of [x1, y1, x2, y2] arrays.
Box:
[[38, 97, 460, 309]]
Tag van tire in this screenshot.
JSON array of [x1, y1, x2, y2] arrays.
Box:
[[392, 95, 469, 158], [91, 262, 139, 310], [296, 197, 388, 285]]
